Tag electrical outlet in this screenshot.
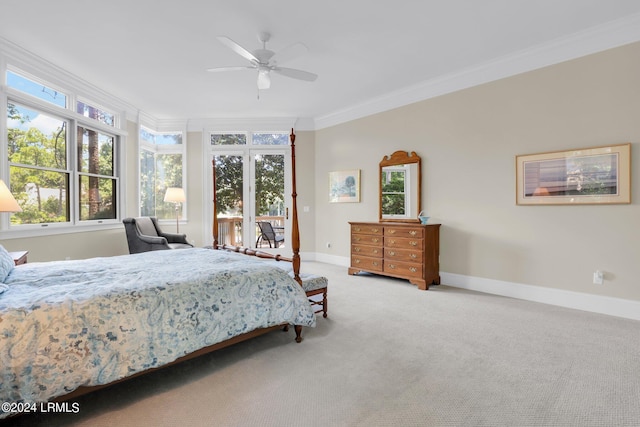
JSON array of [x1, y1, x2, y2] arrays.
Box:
[[326, 242, 331, 248], [593, 270, 604, 285]]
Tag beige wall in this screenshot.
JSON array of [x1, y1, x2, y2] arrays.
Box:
[[292, 130, 317, 252], [315, 42, 640, 301], [177, 131, 206, 246]]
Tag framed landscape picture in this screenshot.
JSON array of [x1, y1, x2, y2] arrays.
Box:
[[516, 143, 631, 205], [329, 170, 360, 203]]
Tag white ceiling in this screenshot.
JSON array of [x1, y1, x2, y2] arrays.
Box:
[[1, 1, 640, 129]]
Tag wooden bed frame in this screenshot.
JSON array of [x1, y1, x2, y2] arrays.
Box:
[[52, 129, 305, 404]]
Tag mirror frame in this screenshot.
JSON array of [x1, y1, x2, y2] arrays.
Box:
[[379, 150, 422, 223]]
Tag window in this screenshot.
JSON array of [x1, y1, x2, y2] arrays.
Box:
[[3, 69, 122, 230], [252, 133, 289, 145], [76, 100, 115, 127], [210, 133, 289, 146], [77, 126, 116, 220], [7, 102, 70, 224], [211, 133, 246, 145], [139, 127, 184, 219], [6, 70, 67, 108]]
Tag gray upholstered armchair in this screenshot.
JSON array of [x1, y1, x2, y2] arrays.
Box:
[[123, 217, 193, 254]]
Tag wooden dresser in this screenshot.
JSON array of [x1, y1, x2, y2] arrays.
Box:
[[348, 222, 440, 290]]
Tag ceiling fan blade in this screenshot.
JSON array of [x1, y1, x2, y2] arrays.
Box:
[[271, 43, 308, 65], [206, 66, 254, 72], [217, 36, 259, 63], [273, 67, 318, 82]]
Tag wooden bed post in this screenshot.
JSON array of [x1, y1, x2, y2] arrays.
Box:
[[212, 158, 218, 248], [290, 128, 302, 286]]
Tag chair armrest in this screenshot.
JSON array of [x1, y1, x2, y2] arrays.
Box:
[[138, 234, 169, 246], [158, 231, 191, 245]]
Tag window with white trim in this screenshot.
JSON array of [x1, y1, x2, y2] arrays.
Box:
[[3, 69, 122, 229], [139, 126, 184, 220]]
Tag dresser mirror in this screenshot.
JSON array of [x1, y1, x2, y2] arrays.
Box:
[[379, 151, 421, 222]]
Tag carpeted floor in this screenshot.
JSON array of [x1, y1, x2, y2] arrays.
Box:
[[4, 261, 640, 427]]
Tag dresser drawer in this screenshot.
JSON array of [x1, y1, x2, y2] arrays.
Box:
[[384, 247, 422, 263], [384, 260, 423, 279], [384, 227, 423, 239], [384, 236, 422, 249], [351, 224, 383, 235], [352, 244, 383, 257], [351, 256, 383, 272], [352, 234, 383, 245]]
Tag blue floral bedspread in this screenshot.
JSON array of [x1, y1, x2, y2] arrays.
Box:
[[0, 248, 315, 415]]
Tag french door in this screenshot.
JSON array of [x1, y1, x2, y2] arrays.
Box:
[[212, 149, 290, 252]]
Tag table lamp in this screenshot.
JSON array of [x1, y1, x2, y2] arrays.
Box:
[[0, 180, 22, 213]]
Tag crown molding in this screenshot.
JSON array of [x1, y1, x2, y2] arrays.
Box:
[[0, 36, 140, 124], [185, 117, 305, 132], [313, 12, 640, 130]]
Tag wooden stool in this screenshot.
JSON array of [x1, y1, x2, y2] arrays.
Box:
[[299, 274, 328, 318]]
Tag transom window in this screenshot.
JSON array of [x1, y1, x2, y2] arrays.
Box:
[[6, 70, 67, 108], [211, 132, 289, 146]]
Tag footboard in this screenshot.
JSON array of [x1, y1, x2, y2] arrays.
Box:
[[214, 243, 301, 285]]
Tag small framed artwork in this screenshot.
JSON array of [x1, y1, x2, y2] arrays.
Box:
[[329, 170, 361, 203], [516, 143, 631, 205]]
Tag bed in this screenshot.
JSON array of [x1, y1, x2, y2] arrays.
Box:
[[0, 129, 316, 419]]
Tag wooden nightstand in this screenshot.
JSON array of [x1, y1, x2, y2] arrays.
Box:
[[8, 250, 28, 266]]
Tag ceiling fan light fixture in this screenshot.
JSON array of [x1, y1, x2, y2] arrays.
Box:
[[210, 33, 317, 93], [257, 69, 271, 90]]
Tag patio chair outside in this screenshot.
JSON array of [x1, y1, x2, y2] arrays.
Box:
[[256, 221, 285, 248]]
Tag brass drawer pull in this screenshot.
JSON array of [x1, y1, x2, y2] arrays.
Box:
[[373, 249, 379, 254], [388, 229, 396, 234], [372, 261, 379, 267], [354, 247, 361, 252], [388, 264, 395, 269], [372, 238, 379, 243], [389, 239, 395, 245], [372, 228, 379, 233], [409, 267, 417, 273], [389, 251, 395, 256], [410, 241, 418, 246], [409, 230, 417, 236], [410, 253, 417, 259], [355, 259, 360, 264]]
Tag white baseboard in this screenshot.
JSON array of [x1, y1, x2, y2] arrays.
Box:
[[442, 272, 640, 322], [310, 252, 350, 267], [307, 252, 640, 322]]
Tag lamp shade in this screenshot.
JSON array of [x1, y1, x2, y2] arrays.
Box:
[[0, 180, 22, 212], [164, 187, 186, 203]]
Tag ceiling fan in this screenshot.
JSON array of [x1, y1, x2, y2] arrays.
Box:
[[207, 32, 318, 91]]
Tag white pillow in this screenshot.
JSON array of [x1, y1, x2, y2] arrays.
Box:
[[0, 245, 15, 283]]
